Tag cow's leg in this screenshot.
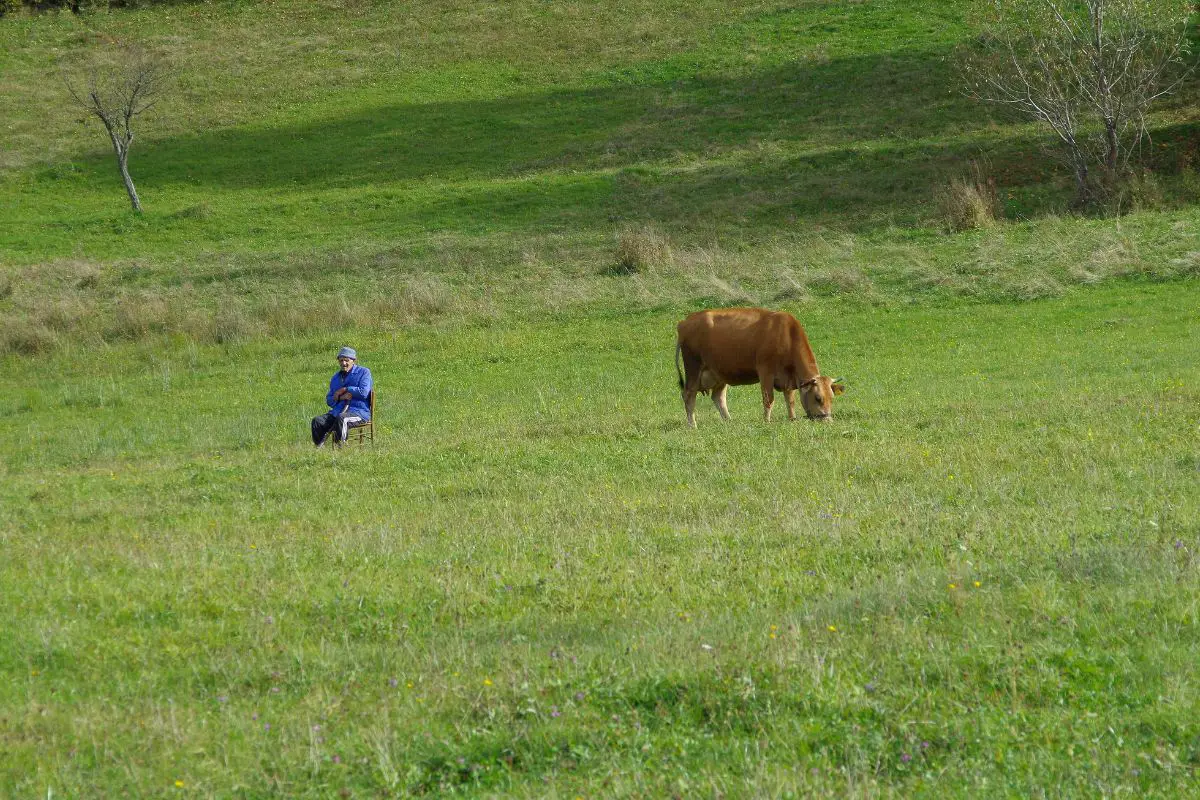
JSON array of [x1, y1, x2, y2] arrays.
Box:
[[679, 346, 704, 429], [784, 389, 798, 421], [711, 383, 731, 420], [756, 364, 781, 422], [760, 382, 775, 422], [683, 387, 699, 428]]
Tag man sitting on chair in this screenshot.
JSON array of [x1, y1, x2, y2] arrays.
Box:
[[311, 346, 373, 447]]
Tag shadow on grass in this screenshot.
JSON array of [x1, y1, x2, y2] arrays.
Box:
[[55, 43, 1200, 240], [129, 47, 987, 190]]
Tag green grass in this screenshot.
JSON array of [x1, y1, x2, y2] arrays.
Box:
[[3, 0, 1200, 795], [3, 282, 1199, 796]]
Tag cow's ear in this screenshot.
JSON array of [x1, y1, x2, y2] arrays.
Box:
[[831, 378, 847, 396]]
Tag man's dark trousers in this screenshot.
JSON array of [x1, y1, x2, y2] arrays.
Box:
[[311, 412, 364, 446]]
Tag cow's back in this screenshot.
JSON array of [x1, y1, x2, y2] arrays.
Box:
[[678, 308, 798, 382]]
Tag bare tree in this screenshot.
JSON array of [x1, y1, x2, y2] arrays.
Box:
[[961, 0, 1193, 207], [65, 46, 168, 214]]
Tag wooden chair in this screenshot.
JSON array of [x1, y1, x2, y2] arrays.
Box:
[[345, 389, 375, 444]]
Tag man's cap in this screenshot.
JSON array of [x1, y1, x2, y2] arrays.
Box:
[[337, 346, 357, 360]]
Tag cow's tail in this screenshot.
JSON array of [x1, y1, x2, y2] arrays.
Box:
[[675, 340, 685, 392]]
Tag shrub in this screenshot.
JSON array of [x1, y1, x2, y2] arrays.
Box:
[[937, 162, 1001, 232], [609, 225, 673, 275]]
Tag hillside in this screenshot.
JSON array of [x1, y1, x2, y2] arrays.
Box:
[[2, 0, 1198, 353]]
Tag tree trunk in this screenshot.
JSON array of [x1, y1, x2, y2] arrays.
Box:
[[118, 152, 142, 214], [109, 132, 142, 213], [1104, 118, 1120, 173], [1071, 148, 1091, 207]]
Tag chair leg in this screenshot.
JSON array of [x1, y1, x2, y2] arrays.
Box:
[[342, 422, 373, 444]]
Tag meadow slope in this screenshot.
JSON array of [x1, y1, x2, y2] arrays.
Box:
[[2, 0, 1199, 354]]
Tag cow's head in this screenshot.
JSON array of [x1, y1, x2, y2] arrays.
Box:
[[799, 376, 845, 421]]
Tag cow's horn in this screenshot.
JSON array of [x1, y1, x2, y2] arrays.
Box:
[[833, 376, 845, 384]]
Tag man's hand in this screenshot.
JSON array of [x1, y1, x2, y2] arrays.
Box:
[[334, 388, 351, 401]]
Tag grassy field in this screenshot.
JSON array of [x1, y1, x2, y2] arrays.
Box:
[[2, 0, 1200, 796], [3, 282, 1199, 796]]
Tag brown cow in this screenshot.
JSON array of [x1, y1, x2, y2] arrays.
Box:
[[675, 308, 844, 428]]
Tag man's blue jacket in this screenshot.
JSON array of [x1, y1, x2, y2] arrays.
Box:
[[326, 364, 372, 420]]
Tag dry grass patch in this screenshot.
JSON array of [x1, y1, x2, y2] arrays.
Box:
[[1002, 271, 1066, 300], [388, 274, 457, 318], [0, 256, 491, 355], [1167, 251, 1200, 276], [702, 274, 756, 304], [937, 162, 1002, 232], [609, 225, 674, 275], [803, 265, 879, 301], [771, 269, 813, 303], [0, 321, 61, 355], [902, 258, 974, 296]]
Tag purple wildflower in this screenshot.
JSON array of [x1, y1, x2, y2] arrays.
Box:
[[574, 692, 585, 702], [900, 753, 911, 763], [263, 723, 271, 732], [389, 678, 399, 688], [550, 706, 561, 718]]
